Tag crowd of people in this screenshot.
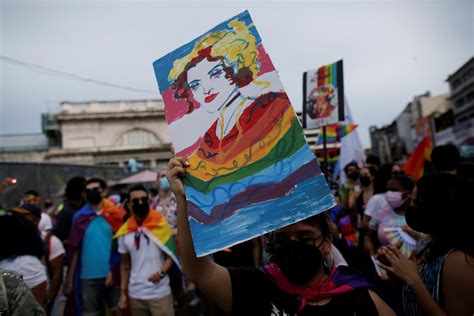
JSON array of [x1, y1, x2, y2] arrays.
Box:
[[0, 144, 473, 315]]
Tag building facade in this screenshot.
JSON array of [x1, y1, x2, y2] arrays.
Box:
[[1, 99, 173, 169]]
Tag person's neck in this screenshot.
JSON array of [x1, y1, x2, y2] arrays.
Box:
[[134, 213, 147, 226], [91, 200, 103, 213], [297, 267, 327, 290], [159, 190, 170, 199]]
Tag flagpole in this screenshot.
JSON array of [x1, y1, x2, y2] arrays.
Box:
[[322, 125, 329, 176]]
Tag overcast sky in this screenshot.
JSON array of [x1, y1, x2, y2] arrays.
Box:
[[1, 0, 473, 148]]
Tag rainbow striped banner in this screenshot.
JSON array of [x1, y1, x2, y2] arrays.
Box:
[[303, 60, 344, 129], [153, 11, 335, 256]]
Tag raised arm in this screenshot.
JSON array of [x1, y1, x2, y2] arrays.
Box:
[[167, 157, 232, 314]]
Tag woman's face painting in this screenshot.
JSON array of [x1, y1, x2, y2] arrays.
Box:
[[187, 59, 236, 113]]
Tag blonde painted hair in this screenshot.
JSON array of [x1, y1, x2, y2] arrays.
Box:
[[169, 20, 261, 113]]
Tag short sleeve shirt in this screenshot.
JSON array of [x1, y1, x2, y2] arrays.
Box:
[[0, 256, 47, 289], [364, 194, 388, 219], [81, 216, 113, 279], [41, 232, 65, 262], [368, 205, 406, 247], [118, 231, 171, 300]]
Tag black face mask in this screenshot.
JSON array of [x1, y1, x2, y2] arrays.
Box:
[[44, 202, 53, 208], [348, 171, 360, 181], [359, 176, 371, 187], [132, 203, 150, 218], [86, 191, 103, 206], [406, 205, 433, 233], [271, 239, 323, 285]]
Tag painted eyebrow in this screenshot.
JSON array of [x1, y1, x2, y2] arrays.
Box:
[[208, 64, 224, 75]]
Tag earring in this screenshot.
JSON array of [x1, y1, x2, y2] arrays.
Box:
[[323, 252, 335, 268]]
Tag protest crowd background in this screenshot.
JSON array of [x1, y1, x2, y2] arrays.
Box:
[[1, 2, 474, 316]]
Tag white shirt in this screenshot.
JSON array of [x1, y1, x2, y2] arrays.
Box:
[[38, 213, 52, 232], [364, 193, 389, 219], [118, 229, 171, 300], [41, 231, 65, 262], [0, 255, 47, 289]]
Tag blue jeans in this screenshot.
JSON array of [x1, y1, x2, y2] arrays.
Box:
[[80, 278, 119, 316]]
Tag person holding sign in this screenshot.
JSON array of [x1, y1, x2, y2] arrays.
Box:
[[166, 157, 395, 315]]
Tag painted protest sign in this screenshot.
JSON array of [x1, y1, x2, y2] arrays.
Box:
[[153, 10, 335, 256], [303, 60, 345, 129]]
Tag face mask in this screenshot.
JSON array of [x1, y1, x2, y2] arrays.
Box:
[[44, 202, 53, 208], [359, 176, 371, 187], [159, 177, 170, 191], [348, 171, 359, 181], [271, 239, 323, 285], [132, 203, 150, 218], [86, 191, 103, 206], [406, 205, 433, 233], [385, 191, 406, 209]]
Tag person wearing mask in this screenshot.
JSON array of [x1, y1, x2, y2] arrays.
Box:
[[52, 176, 86, 245], [64, 178, 124, 316], [116, 185, 179, 316], [165, 157, 395, 315], [22, 190, 53, 233], [338, 162, 360, 209], [391, 164, 403, 176], [155, 171, 178, 235], [9, 204, 65, 314], [364, 175, 414, 256], [0, 207, 48, 311], [362, 163, 396, 231], [43, 197, 55, 218], [430, 144, 460, 175], [377, 174, 474, 315], [349, 166, 376, 217]]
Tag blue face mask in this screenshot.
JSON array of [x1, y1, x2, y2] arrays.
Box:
[[159, 177, 170, 191]]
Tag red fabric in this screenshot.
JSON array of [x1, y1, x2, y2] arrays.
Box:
[[403, 136, 432, 181], [264, 263, 353, 311]]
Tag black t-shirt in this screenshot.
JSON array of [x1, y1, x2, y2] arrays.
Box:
[[228, 267, 379, 316]]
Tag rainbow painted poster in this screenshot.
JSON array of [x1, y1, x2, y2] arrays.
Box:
[[303, 60, 344, 129], [153, 10, 335, 256]]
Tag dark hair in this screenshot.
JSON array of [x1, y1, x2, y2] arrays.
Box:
[[431, 144, 460, 173], [373, 163, 395, 194], [416, 174, 474, 257], [362, 165, 377, 177], [365, 155, 381, 167], [23, 190, 39, 197], [149, 187, 159, 196], [301, 212, 332, 239], [128, 184, 148, 200], [390, 174, 415, 191], [85, 177, 107, 190], [172, 46, 254, 114], [65, 176, 86, 200], [0, 213, 45, 260], [343, 162, 359, 175]]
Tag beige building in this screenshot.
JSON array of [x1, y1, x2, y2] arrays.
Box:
[[1, 99, 173, 169]]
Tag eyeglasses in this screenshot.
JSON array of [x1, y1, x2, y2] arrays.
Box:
[[131, 197, 148, 206], [85, 187, 102, 193], [269, 235, 324, 249]]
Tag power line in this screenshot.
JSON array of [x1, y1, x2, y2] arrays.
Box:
[[0, 55, 158, 95]]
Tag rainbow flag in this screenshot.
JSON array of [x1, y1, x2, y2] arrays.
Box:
[[383, 227, 417, 258], [403, 136, 433, 181], [114, 210, 181, 270], [317, 124, 358, 145]]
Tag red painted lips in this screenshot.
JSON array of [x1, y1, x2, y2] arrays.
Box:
[[205, 93, 219, 103]]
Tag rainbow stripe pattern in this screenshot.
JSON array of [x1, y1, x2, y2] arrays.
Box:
[[317, 123, 358, 145], [115, 210, 181, 269], [153, 11, 335, 256], [383, 227, 417, 258]]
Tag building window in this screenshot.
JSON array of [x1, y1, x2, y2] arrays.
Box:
[[117, 129, 160, 147]]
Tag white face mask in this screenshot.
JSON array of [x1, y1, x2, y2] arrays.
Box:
[[385, 191, 405, 209]]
